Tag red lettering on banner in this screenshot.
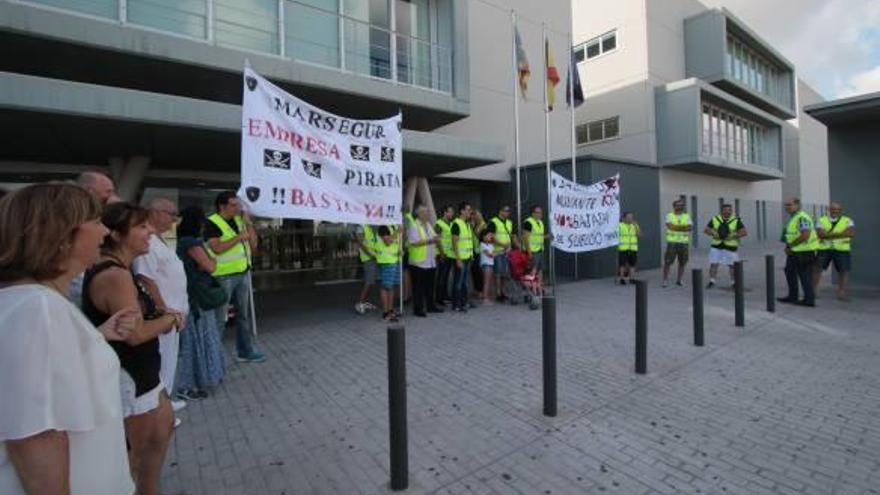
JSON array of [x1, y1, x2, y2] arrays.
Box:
[[320, 193, 331, 209], [248, 118, 342, 160]]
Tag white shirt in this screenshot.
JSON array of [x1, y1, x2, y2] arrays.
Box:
[[0, 285, 134, 495], [480, 242, 495, 266], [134, 234, 189, 315]]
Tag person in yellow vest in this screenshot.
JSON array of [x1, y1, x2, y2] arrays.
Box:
[[779, 197, 820, 307], [434, 205, 456, 306], [704, 204, 747, 288], [662, 199, 693, 288], [353, 224, 379, 315], [813, 202, 855, 300], [204, 191, 265, 362], [617, 211, 641, 285], [487, 205, 517, 302], [450, 201, 475, 312], [376, 224, 402, 322], [522, 205, 548, 285], [407, 205, 444, 317]]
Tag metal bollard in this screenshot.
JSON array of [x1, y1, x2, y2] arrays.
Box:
[[765, 255, 775, 313], [734, 261, 745, 327], [692, 269, 704, 347], [387, 325, 408, 491], [541, 295, 557, 417], [634, 280, 647, 374]]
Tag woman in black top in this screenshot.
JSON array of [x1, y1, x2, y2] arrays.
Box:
[[83, 202, 183, 495]]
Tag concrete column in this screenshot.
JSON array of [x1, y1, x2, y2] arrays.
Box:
[[109, 155, 150, 203], [416, 177, 437, 224], [403, 176, 418, 216]]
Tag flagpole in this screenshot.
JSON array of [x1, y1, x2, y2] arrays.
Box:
[[569, 28, 578, 281], [543, 24, 555, 290], [511, 10, 522, 232]]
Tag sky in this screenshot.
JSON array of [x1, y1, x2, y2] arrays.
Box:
[[707, 0, 880, 100]]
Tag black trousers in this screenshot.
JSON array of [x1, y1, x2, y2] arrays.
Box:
[[784, 251, 817, 304], [435, 257, 453, 303], [410, 265, 437, 314]]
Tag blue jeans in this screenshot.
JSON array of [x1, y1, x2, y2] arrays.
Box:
[[452, 259, 472, 309], [214, 272, 256, 358]]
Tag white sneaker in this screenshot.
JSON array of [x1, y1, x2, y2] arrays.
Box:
[[174, 417, 182, 429], [171, 399, 187, 413], [364, 301, 378, 311], [354, 302, 367, 315]]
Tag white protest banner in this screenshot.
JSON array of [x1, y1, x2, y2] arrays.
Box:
[[239, 66, 402, 225], [550, 172, 620, 253]]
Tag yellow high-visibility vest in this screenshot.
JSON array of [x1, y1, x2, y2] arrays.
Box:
[[358, 225, 378, 263], [435, 218, 453, 256], [490, 216, 513, 254], [665, 212, 691, 244], [407, 221, 428, 263], [206, 213, 250, 277], [452, 218, 474, 260], [785, 211, 819, 253], [817, 215, 852, 252], [618, 222, 638, 252], [375, 227, 400, 264], [710, 215, 740, 249], [524, 217, 544, 253]]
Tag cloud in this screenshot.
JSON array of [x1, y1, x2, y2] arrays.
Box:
[[707, 0, 880, 100], [838, 65, 880, 98]]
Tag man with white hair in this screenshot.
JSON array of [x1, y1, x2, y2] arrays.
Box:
[[76, 170, 121, 205], [134, 197, 189, 418]]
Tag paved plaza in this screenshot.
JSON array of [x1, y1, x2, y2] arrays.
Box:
[[161, 248, 880, 495]]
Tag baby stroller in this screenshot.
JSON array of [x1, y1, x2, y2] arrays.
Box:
[[507, 249, 543, 310]]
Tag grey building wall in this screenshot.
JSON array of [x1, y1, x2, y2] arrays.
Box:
[[827, 122, 879, 286], [515, 156, 660, 280]]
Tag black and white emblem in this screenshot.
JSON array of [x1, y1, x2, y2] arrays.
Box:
[[245, 186, 261, 202], [263, 149, 291, 170], [246, 76, 258, 91], [301, 159, 322, 179], [380, 146, 395, 162], [350, 145, 370, 161]]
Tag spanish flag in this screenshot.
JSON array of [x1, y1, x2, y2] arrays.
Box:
[[545, 38, 560, 111]]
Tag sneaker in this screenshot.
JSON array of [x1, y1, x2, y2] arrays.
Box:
[[236, 351, 266, 363], [364, 301, 378, 311], [171, 399, 187, 413], [676, 281, 684, 287], [662, 280, 669, 288], [176, 389, 204, 401], [706, 280, 715, 289], [355, 302, 367, 315], [174, 417, 182, 429], [619, 279, 626, 286]]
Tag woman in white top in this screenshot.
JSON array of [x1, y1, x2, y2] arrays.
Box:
[[0, 184, 137, 495]]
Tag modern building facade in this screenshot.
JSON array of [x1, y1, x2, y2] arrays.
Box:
[[571, 0, 830, 271], [806, 92, 880, 287], [0, 0, 571, 284]]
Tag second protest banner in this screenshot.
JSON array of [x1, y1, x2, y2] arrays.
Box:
[[238, 66, 402, 225], [550, 172, 621, 253]]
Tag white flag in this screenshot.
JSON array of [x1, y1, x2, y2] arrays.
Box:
[[550, 172, 620, 253], [239, 66, 402, 225]]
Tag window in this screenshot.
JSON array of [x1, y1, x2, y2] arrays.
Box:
[[31, 0, 117, 19], [701, 102, 770, 167], [576, 29, 617, 61], [576, 117, 620, 145], [725, 33, 784, 102]]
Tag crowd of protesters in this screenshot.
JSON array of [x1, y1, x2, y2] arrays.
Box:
[[0, 176, 264, 494], [354, 202, 549, 322]]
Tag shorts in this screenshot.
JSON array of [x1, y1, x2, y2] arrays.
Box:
[[493, 252, 510, 276], [818, 250, 851, 273], [120, 370, 163, 418], [530, 251, 545, 272], [378, 263, 401, 289], [481, 262, 494, 270], [708, 247, 740, 266], [362, 259, 377, 283], [618, 251, 638, 267], [664, 243, 689, 265]]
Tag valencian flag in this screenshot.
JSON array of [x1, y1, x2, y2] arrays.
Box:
[[566, 48, 585, 108], [515, 26, 530, 97], [545, 38, 560, 110]]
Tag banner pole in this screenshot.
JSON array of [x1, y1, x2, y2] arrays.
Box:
[[568, 27, 578, 281], [399, 225, 404, 317], [511, 10, 522, 231], [543, 24, 555, 289], [247, 270, 259, 338]]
